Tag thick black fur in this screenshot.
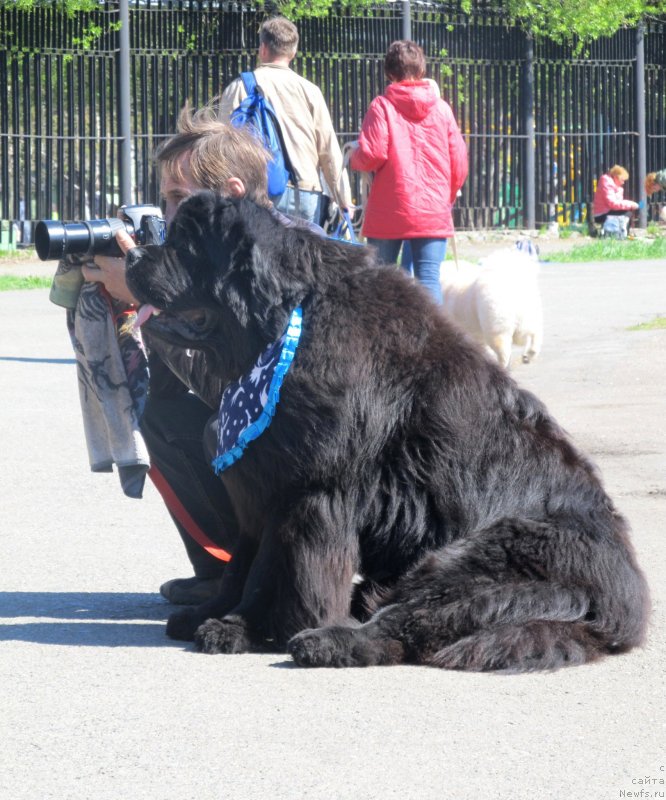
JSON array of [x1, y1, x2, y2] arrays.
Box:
[[127, 192, 650, 672]]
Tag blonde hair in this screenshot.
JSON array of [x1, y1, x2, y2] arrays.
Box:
[[645, 172, 661, 195], [609, 165, 629, 181], [155, 102, 270, 206]]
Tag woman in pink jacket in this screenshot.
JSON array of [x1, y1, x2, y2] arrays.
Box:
[[592, 165, 638, 225], [350, 40, 468, 303]]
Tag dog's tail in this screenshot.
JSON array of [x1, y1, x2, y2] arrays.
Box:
[[414, 576, 632, 673], [430, 619, 601, 672], [426, 555, 649, 672]]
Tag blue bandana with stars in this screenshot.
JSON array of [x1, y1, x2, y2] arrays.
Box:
[[212, 307, 303, 474]]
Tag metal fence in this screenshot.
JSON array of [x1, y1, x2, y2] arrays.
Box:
[[1, 0, 665, 247]]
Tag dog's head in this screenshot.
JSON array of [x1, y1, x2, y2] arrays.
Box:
[[126, 192, 323, 359]]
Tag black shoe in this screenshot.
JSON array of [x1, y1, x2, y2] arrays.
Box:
[[159, 576, 224, 605]]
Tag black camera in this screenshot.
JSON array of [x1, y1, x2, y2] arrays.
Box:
[[35, 204, 166, 261]]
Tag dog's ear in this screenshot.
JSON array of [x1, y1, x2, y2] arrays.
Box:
[[167, 192, 256, 325], [211, 197, 311, 339], [168, 191, 237, 287]]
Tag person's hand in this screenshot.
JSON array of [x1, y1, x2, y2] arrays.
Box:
[[83, 229, 139, 305], [631, 201, 639, 210]]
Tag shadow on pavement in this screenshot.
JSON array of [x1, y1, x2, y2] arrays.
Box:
[[0, 591, 170, 620], [0, 620, 178, 648], [0, 591, 183, 648]]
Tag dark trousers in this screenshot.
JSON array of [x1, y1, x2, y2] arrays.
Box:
[[140, 393, 239, 579]]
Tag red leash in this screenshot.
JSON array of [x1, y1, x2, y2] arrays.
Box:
[[148, 465, 232, 562], [96, 287, 232, 563]]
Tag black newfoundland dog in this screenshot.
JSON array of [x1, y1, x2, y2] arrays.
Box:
[[126, 192, 649, 671]]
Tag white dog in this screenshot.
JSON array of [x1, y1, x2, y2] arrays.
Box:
[[440, 239, 543, 368]]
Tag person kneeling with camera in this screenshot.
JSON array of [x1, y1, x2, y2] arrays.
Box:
[[76, 104, 319, 604]]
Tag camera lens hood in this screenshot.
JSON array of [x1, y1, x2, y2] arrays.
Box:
[[35, 220, 68, 261]]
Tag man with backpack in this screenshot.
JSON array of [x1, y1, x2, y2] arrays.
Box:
[[216, 16, 353, 226]]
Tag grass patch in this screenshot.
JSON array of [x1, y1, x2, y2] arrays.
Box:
[[0, 275, 51, 291], [544, 237, 666, 263], [628, 316, 666, 331]]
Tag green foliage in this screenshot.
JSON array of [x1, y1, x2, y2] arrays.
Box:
[[256, 0, 380, 19], [500, 0, 661, 46], [72, 22, 103, 50], [177, 23, 197, 52], [436, 48, 469, 104], [1, 0, 663, 46], [1, 0, 113, 60], [0, 0, 99, 12], [257, 0, 663, 45], [439, 49, 453, 81]]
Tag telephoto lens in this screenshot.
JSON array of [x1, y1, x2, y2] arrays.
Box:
[[35, 205, 164, 260], [35, 218, 128, 261]]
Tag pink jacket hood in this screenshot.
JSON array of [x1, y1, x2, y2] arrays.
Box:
[[385, 81, 440, 122]]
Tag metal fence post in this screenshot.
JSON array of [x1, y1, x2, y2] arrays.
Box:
[[118, 0, 132, 205], [402, 1, 411, 41], [636, 21, 647, 228], [523, 32, 536, 230]]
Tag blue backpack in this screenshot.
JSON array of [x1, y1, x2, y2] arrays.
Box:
[[230, 72, 298, 200]]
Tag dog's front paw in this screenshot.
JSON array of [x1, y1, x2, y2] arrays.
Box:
[[166, 607, 204, 641], [194, 615, 251, 654], [288, 626, 357, 667]]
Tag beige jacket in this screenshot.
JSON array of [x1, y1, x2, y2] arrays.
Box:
[[217, 63, 352, 209]]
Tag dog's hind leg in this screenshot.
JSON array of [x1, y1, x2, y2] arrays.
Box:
[[488, 332, 513, 368], [290, 516, 648, 671], [288, 580, 592, 669], [288, 604, 408, 667], [521, 330, 542, 364]]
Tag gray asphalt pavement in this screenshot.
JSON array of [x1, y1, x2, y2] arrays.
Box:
[[1, 259, 664, 800]]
